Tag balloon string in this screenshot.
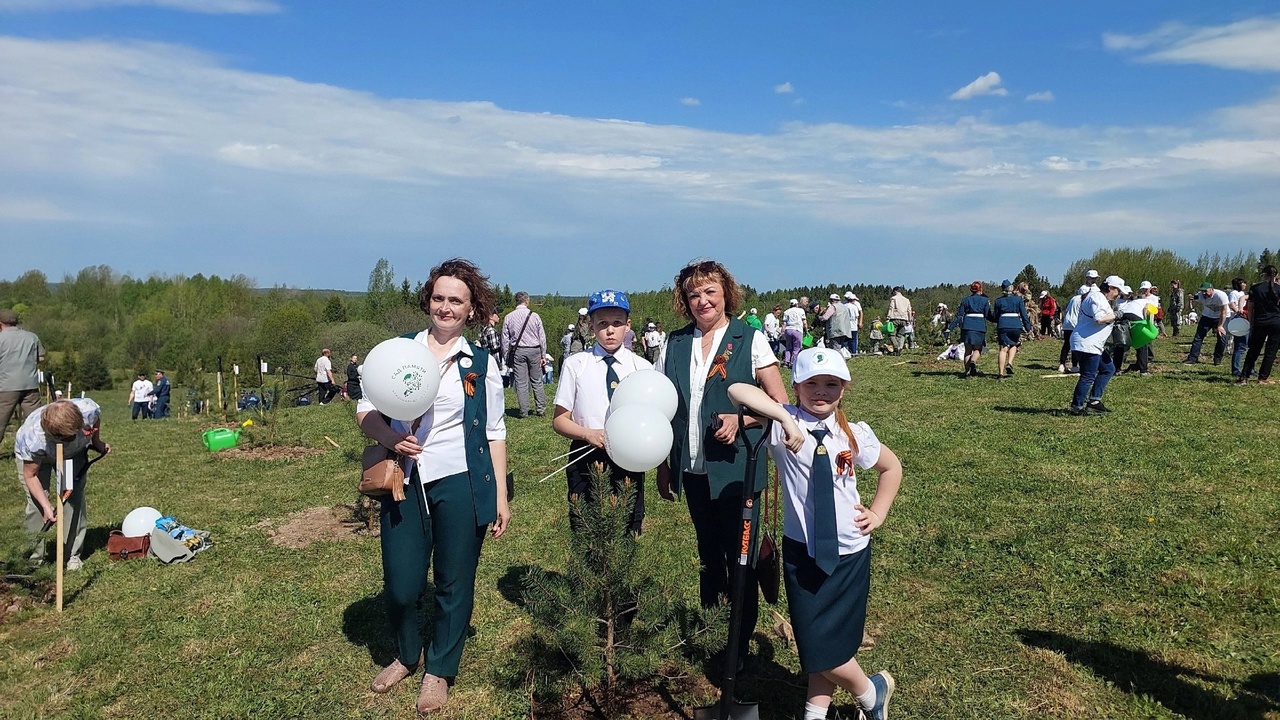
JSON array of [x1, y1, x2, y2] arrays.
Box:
[[537, 444, 598, 483]]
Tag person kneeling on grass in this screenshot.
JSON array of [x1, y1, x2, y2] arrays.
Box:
[[728, 347, 902, 720]]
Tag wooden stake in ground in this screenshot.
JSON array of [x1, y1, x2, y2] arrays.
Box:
[[55, 442, 64, 613], [216, 356, 225, 413]]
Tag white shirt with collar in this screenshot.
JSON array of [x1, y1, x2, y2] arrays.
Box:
[[766, 405, 882, 557], [554, 345, 652, 430], [655, 324, 776, 474], [357, 332, 506, 485]]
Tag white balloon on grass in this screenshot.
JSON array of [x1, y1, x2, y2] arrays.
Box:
[[122, 506, 162, 538], [361, 338, 442, 421], [604, 404, 674, 472], [607, 369, 678, 421]]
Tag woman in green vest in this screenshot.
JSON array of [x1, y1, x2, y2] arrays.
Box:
[[357, 258, 512, 714], [655, 259, 789, 664]]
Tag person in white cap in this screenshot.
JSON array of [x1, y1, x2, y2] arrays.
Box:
[[844, 292, 863, 355], [1038, 290, 1057, 338], [782, 299, 807, 367], [1084, 270, 1099, 288], [1058, 285, 1089, 373], [1069, 275, 1123, 414], [1114, 284, 1153, 375], [727, 347, 902, 720], [570, 308, 591, 354], [828, 294, 853, 356], [644, 321, 663, 363]]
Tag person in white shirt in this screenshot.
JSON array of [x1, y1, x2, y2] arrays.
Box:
[[553, 290, 653, 534], [1184, 281, 1231, 366], [1069, 276, 1123, 415], [644, 322, 663, 364], [1227, 277, 1249, 377], [845, 292, 863, 355], [314, 348, 338, 405], [1058, 285, 1089, 373], [727, 348, 902, 720], [654, 259, 789, 666], [356, 258, 510, 713], [782, 299, 808, 367], [126, 372, 154, 420], [16, 398, 110, 569], [764, 304, 783, 357]]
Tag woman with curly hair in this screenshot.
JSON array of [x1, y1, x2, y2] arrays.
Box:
[[654, 259, 789, 666], [357, 257, 511, 714]]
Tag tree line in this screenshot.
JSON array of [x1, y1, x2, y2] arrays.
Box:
[[1, 247, 1273, 392]]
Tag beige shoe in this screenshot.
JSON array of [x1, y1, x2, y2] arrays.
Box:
[[370, 652, 422, 694], [416, 673, 448, 713]]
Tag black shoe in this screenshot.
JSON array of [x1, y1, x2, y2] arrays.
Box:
[[1181, 359, 1198, 365], [1005, 364, 1014, 375], [1087, 401, 1112, 414], [1213, 359, 1221, 366], [1069, 405, 1087, 416]]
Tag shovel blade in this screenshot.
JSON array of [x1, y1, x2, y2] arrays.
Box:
[[693, 700, 761, 720]]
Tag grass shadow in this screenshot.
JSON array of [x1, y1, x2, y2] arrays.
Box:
[[991, 406, 1073, 416], [1017, 629, 1279, 720], [342, 584, 439, 667], [496, 563, 540, 608], [81, 526, 113, 562]]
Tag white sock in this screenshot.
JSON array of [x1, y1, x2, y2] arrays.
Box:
[[803, 700, 829, 720], [857, 684, 877, 710]]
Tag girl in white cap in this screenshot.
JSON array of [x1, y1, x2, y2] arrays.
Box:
[[728, 347, 902, 720]]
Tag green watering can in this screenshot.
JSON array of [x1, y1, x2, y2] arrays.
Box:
[[202, 420, 253, 452], [1129, 319, 1158, 350]]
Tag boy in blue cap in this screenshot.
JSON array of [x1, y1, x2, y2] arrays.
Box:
[[552, 289, 653, 534]]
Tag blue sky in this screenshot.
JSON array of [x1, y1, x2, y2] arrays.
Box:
[[2, 1, 1279, 293]]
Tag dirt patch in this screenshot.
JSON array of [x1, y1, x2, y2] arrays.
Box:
[[531, 670, 718, 720], [0, 577, 52, 626], [212, 445, 324, 461], [254, 505, 373, 549]]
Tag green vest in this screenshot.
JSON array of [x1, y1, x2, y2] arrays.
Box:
[[663, 318, 768, 500], [403, 333, 498, 526]]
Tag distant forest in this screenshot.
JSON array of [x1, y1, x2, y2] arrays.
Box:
[[1, 247, 1273, 393]]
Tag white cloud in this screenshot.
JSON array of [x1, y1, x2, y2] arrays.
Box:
[[0, 0, 280, 12], [680, 97, 700, 106], [1026, 91, 1055, 102], [774, 81, 793, 94], [950, 72, 1007, 100], [1, 36, 1277, 290], [1105, 16, 1280, 72]]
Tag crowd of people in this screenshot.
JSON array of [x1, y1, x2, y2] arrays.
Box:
[[5, 257, 1278, 719]]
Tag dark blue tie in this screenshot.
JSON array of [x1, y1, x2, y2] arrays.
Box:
[[603, 356, 619, 401], [810, 427, 839, 574]]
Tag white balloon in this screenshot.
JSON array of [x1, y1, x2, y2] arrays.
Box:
[[122, 506, 162, 538], [361, 337, 442, 421], [604, 404, 674, 473], [608, 369, 678, 421]]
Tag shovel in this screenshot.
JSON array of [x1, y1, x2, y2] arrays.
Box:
[[41, 449, 106, 533], [694, 406, 770, 720]]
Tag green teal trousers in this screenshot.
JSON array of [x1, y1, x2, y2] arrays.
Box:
[[380, 470, 486, 678]]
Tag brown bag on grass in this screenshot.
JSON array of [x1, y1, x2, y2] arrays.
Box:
[[106, 530, 151, 561]]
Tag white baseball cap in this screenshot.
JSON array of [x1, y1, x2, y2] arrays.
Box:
[[1086, 270, 1099, 278], [829, 293, 840, 300], [1139, 280, 1152, 290], [789, 298, 798, 306], [1121, 285, 1133, 295], [1078, 285, 1089, 295], [1039, 290, 1048, 297], [647, 322, 655, 328], [792, 347, 850, 383], [567, 324, 575, 330], [844, 291, 855, 299], [577, 307, 588, 316], [1104, 275, 1126, 289], [750, 307, 757, 314]]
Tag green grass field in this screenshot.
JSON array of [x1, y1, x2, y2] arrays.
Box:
[[1, 337, 1277, 719]]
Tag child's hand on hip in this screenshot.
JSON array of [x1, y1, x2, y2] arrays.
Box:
[[854, 504, 883, 535]]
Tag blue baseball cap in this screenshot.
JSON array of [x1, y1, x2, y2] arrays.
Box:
[[588, 289, 630, 314], [1001, 279, 1012, 288]]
